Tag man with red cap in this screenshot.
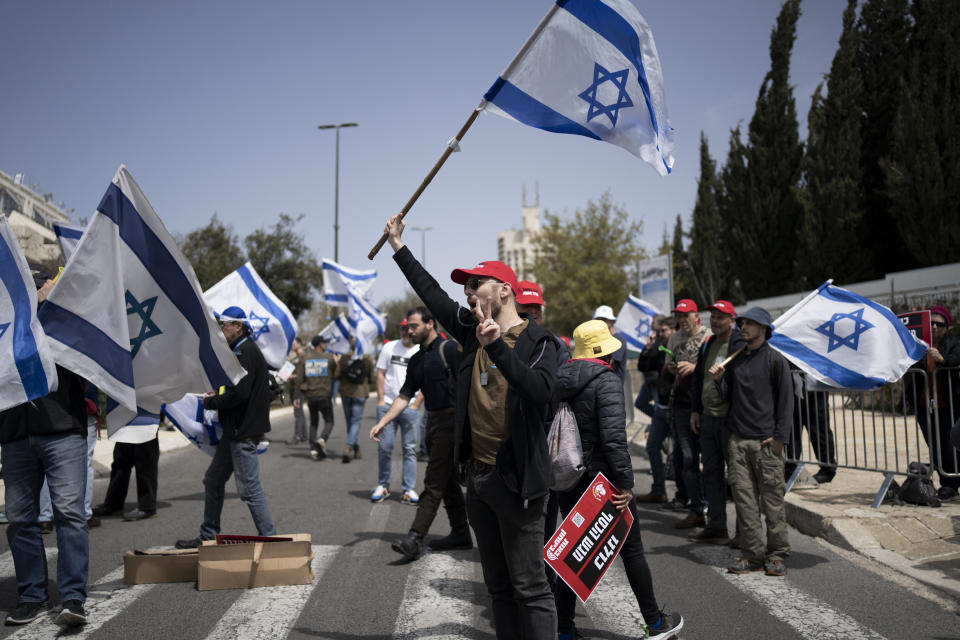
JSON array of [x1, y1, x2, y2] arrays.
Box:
[[384, 215, 559, 639]]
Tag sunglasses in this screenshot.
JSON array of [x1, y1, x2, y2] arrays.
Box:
[[465, 276, 496, 291], [932, 321, 947, 328]]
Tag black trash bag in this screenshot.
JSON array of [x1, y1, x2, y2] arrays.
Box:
[[897, 462, 940, 508]]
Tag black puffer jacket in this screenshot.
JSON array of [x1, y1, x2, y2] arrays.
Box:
[[556, 358, 633, 490]]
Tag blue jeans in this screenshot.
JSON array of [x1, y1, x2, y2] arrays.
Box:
[[673, 405, 702, 512], [375, 404, 419, 492], [3, 433, 89, 604], [645, 403, 670, 496], [634, 382, 658, 419], [342, 396, 366, 448], [200, 438, 275, 540], [40, 420, 97, 521]]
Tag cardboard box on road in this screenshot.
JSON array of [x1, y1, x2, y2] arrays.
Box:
[[197, 533, 313, 591], [123, 548, 198, 585]]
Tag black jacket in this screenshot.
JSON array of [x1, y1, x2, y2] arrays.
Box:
[[637, 337, 670, 400], [394, 246, 558, 504], [0, 366, 86, 445], [556, 358, 633, 490], [203, 334, 272, 440], [691, 327, 745, 415]]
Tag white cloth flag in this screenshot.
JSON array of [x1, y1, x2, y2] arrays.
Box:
[[161, 394, 268, 457], [614, 295, 661, 353], [322, 258, 376, 306], [347, 289, 385, 358], [53, 222, 85, 264], [204, 262, 299, 369], [483, 0, 674, 175], [318, 313, 352, 355], [38, 166, 245, 440], [769, 281, 928, 390], [0, 216, 58, 411]]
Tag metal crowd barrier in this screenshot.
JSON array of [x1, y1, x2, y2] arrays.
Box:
[[785, 366, 959, 507]]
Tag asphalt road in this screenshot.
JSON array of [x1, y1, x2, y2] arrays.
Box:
[[0, 402, 956, 639]]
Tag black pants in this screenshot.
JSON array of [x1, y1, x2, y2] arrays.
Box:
[[307, 396, 335, 453], [103, 438, 160, 512], [700, 414, 731, 532], [555, 473, 659, 632], [918, 407, 960, 489], [411, 411, 466, 534], [787, 391, 837, 472]]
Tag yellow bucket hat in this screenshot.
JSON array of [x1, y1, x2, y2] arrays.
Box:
[[572, 319, 622, 360]]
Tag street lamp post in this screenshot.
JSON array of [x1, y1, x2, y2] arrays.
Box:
[[317, 122, 358, 262], [409, 226, 433, 266]]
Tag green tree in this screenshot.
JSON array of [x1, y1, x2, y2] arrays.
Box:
[[727, 0, 805, 299], [797, 0, 869, 287], [379, 290, 427, 341], [856, 0, 914, 275], [670, 214, 696, 302], [180, 213, 246, 290], [882, 0, 960, 266], [530, 193, 643, 335], [244, 213, 322, 319], [717, 126, 750, 304], [687, 132, 726, 303]]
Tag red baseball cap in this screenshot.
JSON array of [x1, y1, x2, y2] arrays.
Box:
[[515, 280, 545, 306], [706, 300, 735, 317], [450, 260, 519, 295], [672, 299, 698, 313], [399, 318, 408, 327]]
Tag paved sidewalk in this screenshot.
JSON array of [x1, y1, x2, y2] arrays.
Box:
[[626, 420, 960, 603]]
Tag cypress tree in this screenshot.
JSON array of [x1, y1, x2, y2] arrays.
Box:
[[718, 125, 750, 305], [670, 214, 695, 302], [797, 0, 869, 288], [882, 0, 960, 266], [687, 132, 725, 303]]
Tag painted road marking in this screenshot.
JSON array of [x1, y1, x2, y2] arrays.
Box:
[[394, 550, 480, 639]]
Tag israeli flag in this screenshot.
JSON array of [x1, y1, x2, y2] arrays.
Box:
[[347, 289, 385, 358], [204, 262, 299, 369], [613, 295, 661, 352], [0, 216, 58, 411], [38, 166, 246, 438], [318, 313, 352, 355], [53, 223, 85, 264], [769, 281, 928, 390], [162, 394, 268, 457], [483, 0, 674, 175], [322, 258, 376, 306]]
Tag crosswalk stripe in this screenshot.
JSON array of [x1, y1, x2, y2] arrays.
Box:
[[583, 562, 649, 636], [689, 546, 889, 640], [205, 544, 338, 640], [0, 548, 58, 578], [394, 550, 479, 640]]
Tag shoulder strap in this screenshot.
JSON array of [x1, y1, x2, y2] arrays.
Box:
[[437, 339, 453, 376]]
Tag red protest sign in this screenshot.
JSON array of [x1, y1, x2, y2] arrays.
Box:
[[898, 310, 931, 346], [544, 472, 634, 603]]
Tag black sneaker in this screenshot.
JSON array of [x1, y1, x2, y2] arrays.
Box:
[[937, 486, 959, 501], [688, 528, 730, 544], [174, 536, 202, 549], [5, 600, 49, 625], [123, 509, 157, 522], [813, 470, 836, 484], [644, 611, 683, 638], [391, 531, 424, 561], [55, 600, 87, 627], [92, 504, 122, 517], [659, 497, 687, 512]]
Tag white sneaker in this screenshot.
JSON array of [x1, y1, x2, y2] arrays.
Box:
[[371, 485, 390, 503], [401, 490, 420, 505]]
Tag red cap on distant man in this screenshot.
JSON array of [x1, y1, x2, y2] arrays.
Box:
[[450, 260, 519, 295], [706, 300, 735, 317], [673, 299, 698, 313], [515, 281, 545, 306]]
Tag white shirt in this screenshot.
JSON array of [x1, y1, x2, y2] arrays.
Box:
[[376, 339, 420, 404]]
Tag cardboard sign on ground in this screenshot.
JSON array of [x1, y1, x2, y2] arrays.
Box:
[[198, 533, 313, 591], [123, 547, 198, 585], [544, 473, 633, 602]]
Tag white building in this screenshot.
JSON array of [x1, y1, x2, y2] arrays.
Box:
[[497, 190, 541, 283], [0, 170, 72, 264]]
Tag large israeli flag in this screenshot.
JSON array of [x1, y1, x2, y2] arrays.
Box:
[[317, 313, 352, 355], [38, 166, 246, 439], [483, 0, 674, 175], [53, 222, 85, 264], [769, 281, 928, 390], [322, 258, 376, 306], [613, 295, 661, 352], [204, 262, 298, 369], [0, 216, 58, 411], [162, 394, 268, 457]]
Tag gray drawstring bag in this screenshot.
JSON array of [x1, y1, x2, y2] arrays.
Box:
[[548, 402, 586, 491]]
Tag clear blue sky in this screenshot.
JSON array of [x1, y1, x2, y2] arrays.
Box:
[[1, 0, 843, 307]]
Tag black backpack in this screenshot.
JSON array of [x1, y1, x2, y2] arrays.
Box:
[[343, 358, 367, 384], [897, 462, 940, 507]]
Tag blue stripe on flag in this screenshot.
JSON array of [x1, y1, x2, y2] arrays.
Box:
[[349, 290, 385, 334], [817, 284, 927, 360], [0, 239, 48, 399], [38, 301, 135, 388], [625, 296, 659, 317], [619, 332, 646, 351], [768, 333, 886, 390], [325, 294, 349, 304], [53, 224, 83, 240], [322, 262, 376, 281], [334, 316, 351, 338], [237, 264, 296, 349], [484, 77, 602, 140], [559, 0, 670, 173], [97, 183, 232, 387]]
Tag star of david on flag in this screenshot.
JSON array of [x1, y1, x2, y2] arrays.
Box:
[[482, 0, 674, 175], [769, 281, 927, 390], [322, 258, 385, 357], [613, 294, 662, 353]]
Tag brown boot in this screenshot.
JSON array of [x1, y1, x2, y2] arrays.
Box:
[[353, 444, 362, 460], [341, 445, 352, 463], [674, 511, 706, 529]]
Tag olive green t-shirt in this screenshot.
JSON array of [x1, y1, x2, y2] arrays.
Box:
[[701, 338, 730, 417], [468, 319, 528, 465]]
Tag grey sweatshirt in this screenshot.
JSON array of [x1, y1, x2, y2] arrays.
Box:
[[719, 341, 794, 443]]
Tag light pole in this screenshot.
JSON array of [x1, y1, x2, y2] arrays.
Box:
[[317, 122, 358, 262], [409, 226, 433, 266]]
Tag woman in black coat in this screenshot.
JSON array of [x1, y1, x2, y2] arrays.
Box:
[[552, 320, 683, 640]]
